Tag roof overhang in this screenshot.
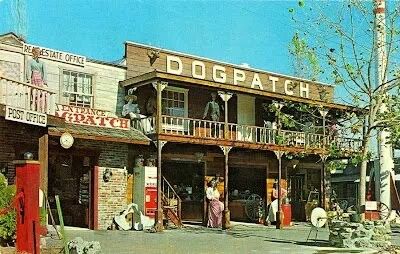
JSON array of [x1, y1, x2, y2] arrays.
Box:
[[120, 70, 359, 112]]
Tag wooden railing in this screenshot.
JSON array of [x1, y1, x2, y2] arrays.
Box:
[[0, 76, 56, 115], [162, 176, 182, 225], [133, 115, 362, 152]]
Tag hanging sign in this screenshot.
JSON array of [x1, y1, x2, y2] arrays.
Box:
[[5, 106, 47, 127], [55, 104, 130, 130], [22, 43, 86, 66]]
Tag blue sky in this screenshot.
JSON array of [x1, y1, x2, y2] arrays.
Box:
[[0, 0, 298, 76]]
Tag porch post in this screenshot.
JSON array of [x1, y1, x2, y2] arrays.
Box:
[[38, 134, 48, 195], [273, 150, 284, 229], [219, 145, 232, 230], [152, 80, 168, 232], [318, 108, 329, 210], [218, 91, 233, 139]]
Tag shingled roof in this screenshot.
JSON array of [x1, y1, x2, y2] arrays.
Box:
[[48, 123, 150, 145]]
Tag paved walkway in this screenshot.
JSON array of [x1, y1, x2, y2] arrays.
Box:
[[52, 222, 379, 254]]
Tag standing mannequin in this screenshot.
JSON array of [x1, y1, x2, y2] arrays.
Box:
[[26, 47, 47, 86], [26, 47, 47, 112], [203, 92, 223, 121]]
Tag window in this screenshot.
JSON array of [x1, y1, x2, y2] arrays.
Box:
[[162, 87, 188, 117], [62, 70, 93, 108]]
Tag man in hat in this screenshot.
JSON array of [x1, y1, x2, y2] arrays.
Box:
[[203, 92, 222, 121], [122, 93, 140, 120]]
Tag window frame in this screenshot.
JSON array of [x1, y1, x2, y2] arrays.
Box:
[[60, 68, 95, 108], [161, 86, 189, 118]]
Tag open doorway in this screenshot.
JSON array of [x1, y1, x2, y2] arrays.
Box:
[[48, 154, 97, 228], [229, 166, 266, 222], [162, 161, 205, 222]]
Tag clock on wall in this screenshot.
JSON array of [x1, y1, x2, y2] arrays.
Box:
[[60, 132, 74, 149]]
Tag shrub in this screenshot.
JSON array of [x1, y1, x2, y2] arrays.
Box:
[[0, 173, 16, 246]]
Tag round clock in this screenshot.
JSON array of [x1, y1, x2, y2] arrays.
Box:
[[60, 132, 74, 149]]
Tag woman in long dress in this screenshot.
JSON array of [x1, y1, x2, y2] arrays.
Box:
[[206, 180, 224, 228]]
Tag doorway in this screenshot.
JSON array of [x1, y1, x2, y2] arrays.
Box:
[[162, 161, 205, 222], [48, 153, 97, 228]]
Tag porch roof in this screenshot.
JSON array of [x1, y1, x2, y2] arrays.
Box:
[[119, 70, 359, 112], [48, 123, 150, 145]]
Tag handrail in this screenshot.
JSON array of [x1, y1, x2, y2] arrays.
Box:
[[161, 176, 182, 224], [133, 114, 362, 152], [0, 76, 57, 115], [0, 75, 56, 94]]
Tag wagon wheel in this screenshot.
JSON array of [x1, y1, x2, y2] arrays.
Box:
[[379, 202, 390, 221], [245, 194, 263, 222]]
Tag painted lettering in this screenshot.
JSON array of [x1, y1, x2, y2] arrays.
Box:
[[284, 80, 294, 96], [300, 82, 309, 98], [166, 55, 183, 75], [233, 69, 246, 85], [251, 73, 263, 90], [269, 76, 279, 92], [191, 60, 206, 79], [212, 65, 226, 83]]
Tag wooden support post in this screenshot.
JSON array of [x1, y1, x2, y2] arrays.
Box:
[[38, 134, 48, 195], [274, 151, 283, 229], [152, 81, 167, 232], [218, 91, 233, 139], [220, 145, 231, 230]]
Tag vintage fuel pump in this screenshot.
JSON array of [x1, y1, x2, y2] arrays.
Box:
[[14, 157, 41, 254]]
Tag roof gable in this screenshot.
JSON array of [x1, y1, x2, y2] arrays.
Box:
[[0, 32, 25, 47]]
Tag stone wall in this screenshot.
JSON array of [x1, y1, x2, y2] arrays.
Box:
[[329, 220, 391, 249], [97, 166, 127, 230]]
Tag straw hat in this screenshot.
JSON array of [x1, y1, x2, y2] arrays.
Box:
[[125, 94, 137, 102]]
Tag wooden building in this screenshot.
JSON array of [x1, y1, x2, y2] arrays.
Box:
[[0, 32, 150, 230], [120, 41, 362, 227]]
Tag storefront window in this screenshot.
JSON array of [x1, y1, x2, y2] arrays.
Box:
[[62, 70, 93, 108], [161, 86, 188, 117]]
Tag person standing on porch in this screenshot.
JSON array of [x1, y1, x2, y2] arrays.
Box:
[[26, 47, 47, 112], [203, 92, 222, 121], [206, 179, 224, 228]]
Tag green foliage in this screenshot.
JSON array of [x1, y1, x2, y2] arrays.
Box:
[[0, 173, 16, 246]]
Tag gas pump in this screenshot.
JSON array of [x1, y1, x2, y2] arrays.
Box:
[[14, 158, 41, 254]]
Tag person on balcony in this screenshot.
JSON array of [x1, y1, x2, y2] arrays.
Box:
[[206, 179, 224, 228], [26, 47, 47, 112], [203, 92, 222, 121], [26, 47, 47, 86]]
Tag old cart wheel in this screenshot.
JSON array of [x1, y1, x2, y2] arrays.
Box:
[[245, 194, 263, 222], [379, 202, 390, 221]]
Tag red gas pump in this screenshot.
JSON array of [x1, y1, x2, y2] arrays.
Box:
[[14, 159, 40, 254]]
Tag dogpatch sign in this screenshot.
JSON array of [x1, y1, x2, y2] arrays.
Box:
[[55, 104, 130, 130]]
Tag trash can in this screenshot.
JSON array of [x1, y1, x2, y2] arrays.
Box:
[[281, 204, 292, 227]]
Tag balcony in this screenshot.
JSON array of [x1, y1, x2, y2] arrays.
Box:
[[133, 115, 362, 153], [0, 76, 56, 115]]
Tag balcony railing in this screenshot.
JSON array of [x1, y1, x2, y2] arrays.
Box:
[[0, 76, 56, 115], [133, 115, 362, 152]]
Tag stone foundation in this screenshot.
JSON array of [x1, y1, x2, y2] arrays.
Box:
[[329, 220, 391, 249]]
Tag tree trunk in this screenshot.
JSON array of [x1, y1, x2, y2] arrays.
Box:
[[359, 137, 370, 221]]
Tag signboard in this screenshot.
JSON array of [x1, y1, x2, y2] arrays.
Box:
[[5, 106, 47, 127], [166, 55, 311, 98], [55, 104, 130, 130], [23, 43, 86, 66]]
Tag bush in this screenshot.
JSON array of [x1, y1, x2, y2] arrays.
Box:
[[0, 173, 16, 246]]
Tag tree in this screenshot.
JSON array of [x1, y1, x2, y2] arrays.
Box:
[[287, 0, 400, 218]]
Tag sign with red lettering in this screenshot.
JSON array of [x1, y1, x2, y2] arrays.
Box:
[[55, 104, 130, 130]]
